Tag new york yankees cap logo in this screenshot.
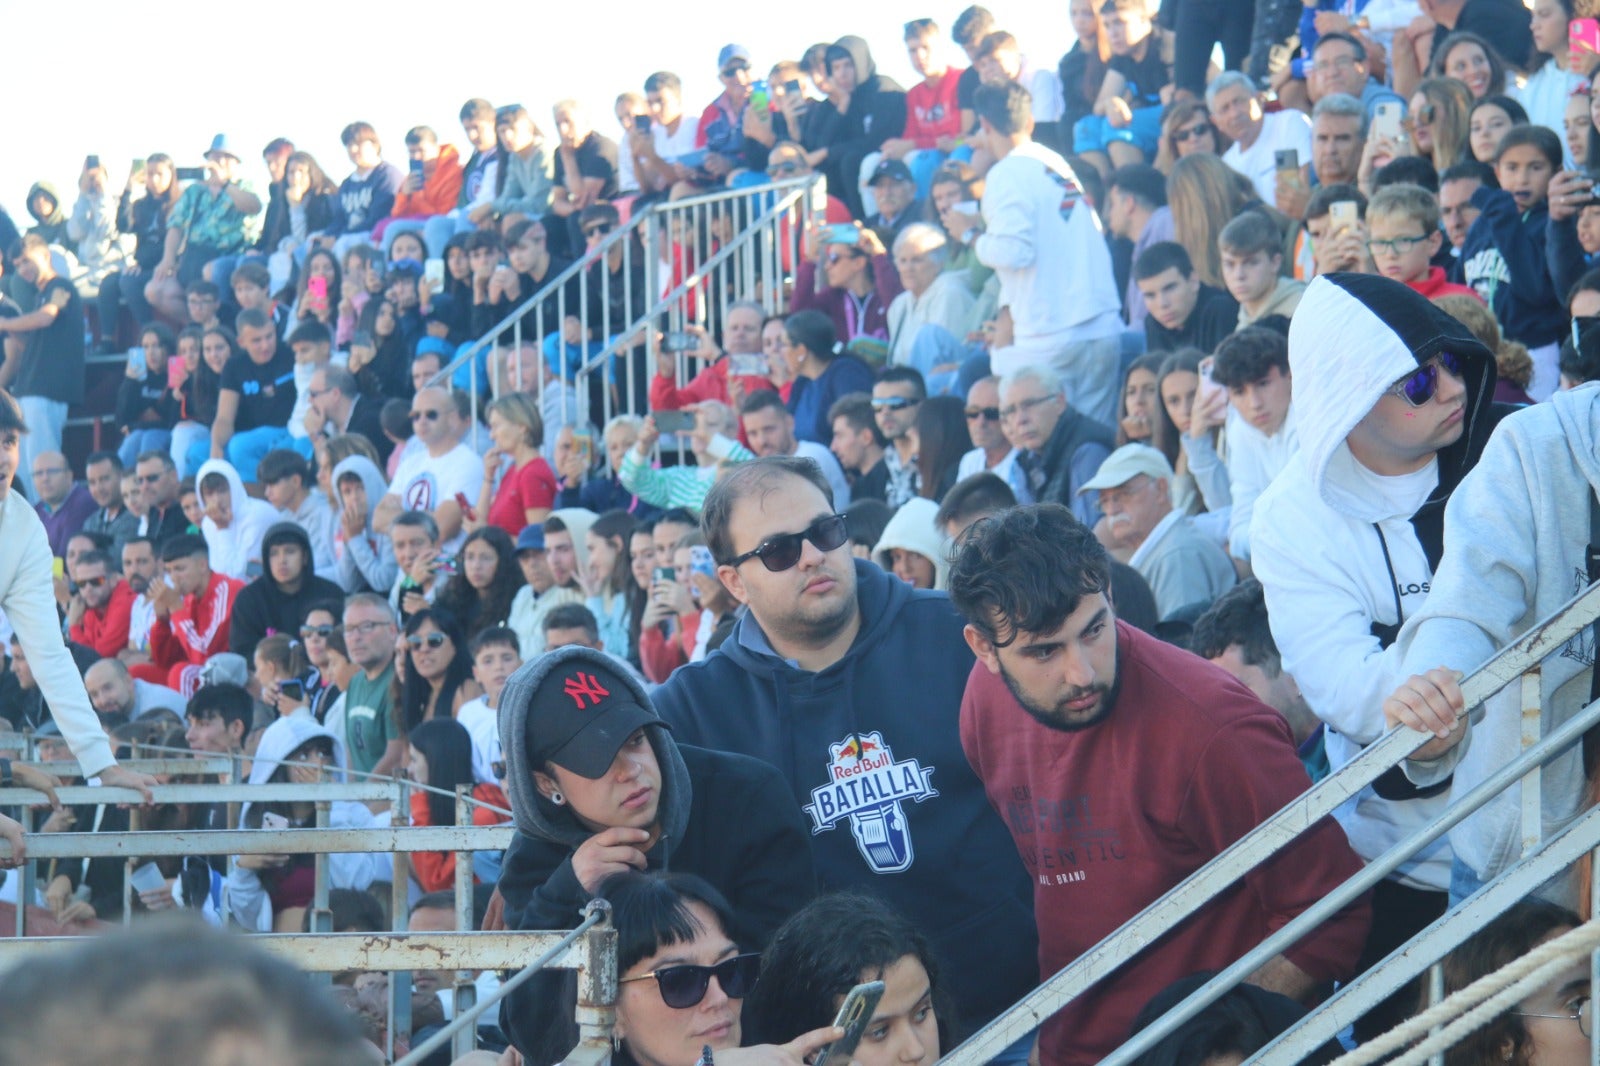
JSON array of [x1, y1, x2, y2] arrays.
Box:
[[528, 649, 669, 779]]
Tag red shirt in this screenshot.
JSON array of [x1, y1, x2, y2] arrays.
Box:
[[409, 782, 510, 892], [69, 580, 135, 658], [149, 571, 245, 670], [960, 622, 1370, 1065], [488, 457, 558, 536], [904, 68, 965, 147], [1409, 265, 1483, 302]]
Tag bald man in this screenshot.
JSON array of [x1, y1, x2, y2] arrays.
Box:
[[30, 451, 96, 558], [372, 385, 483, 554], [84, 658, 186, 723]]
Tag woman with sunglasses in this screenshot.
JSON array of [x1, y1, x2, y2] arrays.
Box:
[[397, 607, 482, 735], [1407, 78, 1475, 170], [404, 717, 508, 893], [494, 646, 815, 1062], [1155, 100, 1226, 174]]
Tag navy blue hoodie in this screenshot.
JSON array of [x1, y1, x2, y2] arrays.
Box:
[[1461, 185, 1567, 349], [652, 559, 1038, 1030]]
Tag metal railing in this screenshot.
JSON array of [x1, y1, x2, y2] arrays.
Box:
[[939, 579, 1600, 1064]]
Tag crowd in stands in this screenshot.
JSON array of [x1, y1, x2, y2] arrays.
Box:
[[8, 0, 1600, 1062]]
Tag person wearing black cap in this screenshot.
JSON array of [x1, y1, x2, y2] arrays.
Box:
[[228, 521, 345, 657], [864, 158, 924, 247], [494, 644, 815, 1063]]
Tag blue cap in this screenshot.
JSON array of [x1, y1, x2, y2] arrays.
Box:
[[205, 134, 241, 162], [414, 336, 453, 360], [718, 44, 752, 70], [516, 525, 547, 553]]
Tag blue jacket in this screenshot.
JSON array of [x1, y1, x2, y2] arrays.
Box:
[[652, 559, 1039, 1029], [787, 354, 876, 446], [1462, 186, 1567, 348]]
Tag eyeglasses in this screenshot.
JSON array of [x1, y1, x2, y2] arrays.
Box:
[[138, 472, 165, 484], [870, 396, 919, 411], [33, 467, 66, 478], [1173, 123, 1213, 143], [1000, 394, 1059, 421], [407, 632, 450, 650], [1366, 234, 1431, 256], [767, 160, 802, 177], [1515, 996, 1593, 1037], [618, 952, 762, 1009], [584, 224, 615, 239], [410, 409, 443, 423], [729, 513, 849, 572], [1389, 351, 1465, 406], [825, 250, 862, 265], [965, 406, 1001, 422], [344, 620, 392, 636], [1306, 54, 1358, 74], [300, 624, 336, 639]]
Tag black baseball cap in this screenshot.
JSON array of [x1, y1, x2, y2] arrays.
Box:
[[869, 159, 913, 186], [527, 656, 666, 778]]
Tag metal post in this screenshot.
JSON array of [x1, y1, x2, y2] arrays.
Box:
[[1522, 666, 1544, 859], [573, 899, 619, 1054], [1427, 962, 1445, 1066], [390, 777, 411, 1063], [453, 785, 477, 1061]]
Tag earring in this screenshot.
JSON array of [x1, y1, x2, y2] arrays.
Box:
[[549, 789, 565, 806], [612, 1032, 623, 1053]]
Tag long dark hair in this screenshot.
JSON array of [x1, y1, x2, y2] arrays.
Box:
[[292, 247, 343, 317], [589, 510, 637, 600], [195, 325, 240, 424], [398, 608, 474, 735], [285, 151, 338, 196], [408, 718, 477, 828], [914, 395, 972, 501], [434, 527, 523, 639], [355, 297, 408, 398], [744, 892, 957, 1050], [1117, 353, 1178, 465], [1156, 349, 1203, 464]]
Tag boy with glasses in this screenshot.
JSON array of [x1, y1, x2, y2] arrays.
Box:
[[1366, 183, 1481, 300]]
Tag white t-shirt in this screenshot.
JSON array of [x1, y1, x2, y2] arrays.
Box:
[[1221, 109, 1313, 211], [387, 441, 484, 553], [652, 117, 700, 162], [456, 695, 502, 786]]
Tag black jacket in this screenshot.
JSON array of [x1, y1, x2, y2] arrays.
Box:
[[228, 522, 345, 656], [342, 393, 391, 466], [1144, 284, 1240, 354]]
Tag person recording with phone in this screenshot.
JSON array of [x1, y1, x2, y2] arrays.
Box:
[[143, 134, 262, 325]]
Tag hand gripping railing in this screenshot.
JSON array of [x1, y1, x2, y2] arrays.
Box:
[[936, 578, 1600, 1065]]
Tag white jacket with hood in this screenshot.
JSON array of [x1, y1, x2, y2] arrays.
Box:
[[871, 498, 951, 590], [1251, 273, 1502, 892], [196, 459, 278, 581], [1399, 385, 1600, 893]]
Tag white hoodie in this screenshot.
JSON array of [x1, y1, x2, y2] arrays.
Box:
[[1251, 274, 1500, 892], [1399, 385, 1600, 892], [872, 498, 951, 590], [196, 458, 278, 580]]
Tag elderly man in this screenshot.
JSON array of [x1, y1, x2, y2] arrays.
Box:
[[864, 159, 925, 247], [1001, 363, 1114, 526], [1082, 443, 1236, 620], [84, 658, 186, 724], [619, 401, 755, 510], [1277, 94, 1366, 221], [955, 376, 1022, 494], [373, 385, 482, 554], [65, 549, 136, 659], [886, 223, 977, 390], [305, 365, 389, 465], [31, 451, 95, 558], [1211, 71, 1312, 211]]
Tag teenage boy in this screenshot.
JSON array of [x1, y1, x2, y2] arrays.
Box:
[[1366, 184, 1483, 300], [329, 122, 403, 257], [1198, 328, 1298, 563], [228, 263, 286, 337], [1071, 0, 1170, 172], [456, 627, 521, 785], [0, 235, 86, 496], [1219, 212, 1305, 329], [211, 307, 296, 483], [140, 533, 245, 696], [862, 19, 964, 207], [1135, 242, 1238, 354], [422, 98, 500, 254], [385, 125, 464, 250]]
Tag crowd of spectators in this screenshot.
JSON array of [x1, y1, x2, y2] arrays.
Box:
[[8, 0, 1600, 1062]]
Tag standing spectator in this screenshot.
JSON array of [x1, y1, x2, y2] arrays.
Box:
[[116, 323, 181, 466], [949, 504, 1368, 1065], [66, 158, 124, 299], [382, 126, 463, 252], [652, 458, 1040, 1045], [962, 82, 1123, 427], [98, 155, 180, 351], [1104, 164, 1175, 327], [328, 122, 403, 257], [30, 451, 95, 559], [143, 135, 263, 322], [1212, 72, 1314, 212], [82, 451, 140, 559], [801, 37, 909, 219], [1003, 363, 1116, 525], [0, 236, 86, 499], [1172, 0, 1256, 97]]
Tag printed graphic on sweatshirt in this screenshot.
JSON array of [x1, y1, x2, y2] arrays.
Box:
[[804, 731, 938, 874], [1563, 566, 1597, 671], [1001, 785, 1124, 887]]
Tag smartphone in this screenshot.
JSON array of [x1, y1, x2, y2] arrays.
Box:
[[653, 566, 676, 584], [653, 410, 697, 434], [1575, 18, 1600, 55], [783, 78, 803, 95], [307, 275, 328, 304], [166, 355, 187, 391], [435, 555, 460, 577], [423, 257, 445, 293], [130, 861, 166, 894], [261, 812, 289, 831], [1329, 200, 1359, 234], [956, 200, 981, 215], [662, 330, 698, 353], [728, 352, 769, 377], [126, 348, 146, 376], [825, 223, 861, 245], [453, 491, 477, 522], [175, 165, 205, 182], [1273, 148, 1299, 172], [704, 433, 738, 461], [131, 157, 146, 174], [277, 677, 306, 701], [688, 545, 716, 579], [749, 81, 770, 112], [1196, 355, 1227, 412], [1372, 102, 1404, 143], [572, 429, 592, 460], [634, 114, 653, 134], [409, 157, 425, 177], [814, 981, 886, 1066], [84, 154, 101, 170]]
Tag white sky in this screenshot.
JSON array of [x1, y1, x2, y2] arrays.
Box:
[[3, 1, 1079, 226]]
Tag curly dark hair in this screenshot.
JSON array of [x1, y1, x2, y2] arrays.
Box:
[[948, 504, 1110, 647]]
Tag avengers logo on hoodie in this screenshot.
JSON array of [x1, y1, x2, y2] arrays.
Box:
[[804, 731, 938, 874]]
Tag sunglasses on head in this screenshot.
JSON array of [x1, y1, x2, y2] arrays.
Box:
[[618, 952, 762, 1009], [410, 409, 442, 423], [1390, 351, 1464, 406], [729, 513, 849, 572], [1174, 123, 1212, 143], [965, 405, 1001, 421], [407, 632, 450, 650], [300, 624, 336, 638]]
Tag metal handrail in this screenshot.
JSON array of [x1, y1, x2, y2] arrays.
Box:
[[0, 824, 513, 860], [938, 578, 1600, 1064]]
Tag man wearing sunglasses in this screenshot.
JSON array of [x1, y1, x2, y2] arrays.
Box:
[[374, 385, 482, 556], [650, 456, 1039, 1051], [954, 375, 1022, 492], [227, 521, 343, 659], [65, 549, 135, 660], [1251, 272, 1511, 1040], [495, 645, 814, 1061]]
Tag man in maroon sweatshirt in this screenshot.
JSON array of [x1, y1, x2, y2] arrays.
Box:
[[949, 503, 1369, 1064]]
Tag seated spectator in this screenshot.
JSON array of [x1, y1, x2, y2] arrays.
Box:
[[139, 533, 245, 696], [1136, 242, 1238, 354], [507, 521, 585, 660], [872, 497, 949, 590], [144, 135, 263, 323], [331, 452, 395, 595], [793, 220, 902, 359], [476, 391, 556, 537], [911, 394, 971, 501], [954, 375, 1022, 492], [1203, 327, 1297, 562], [1428, 30, 1511, 102], [62, 548, 133, 660], [1308, 31, 1406, 122], [1210, 72, 1313, 212], [1104, 164, 1174, 327], [195, 458, 277, 580], [1220, 212, 1304, 329], [935, 468, 1017, 540], [1168, 153, 1269, 291], [456, 626, 520, 786], [471, 218, 574, 345], [1082, 443, 1236, 618], [695, 45, 755, 183], [229, 262, 288, 338], [626, 71, 701, 198], [974, 31, 1067, 151], [82, 451, 139, 559], [1467, 94, 1528, 164], [374, 385, 484, 554], [494, 644, 816, 1061], [1127, 972, 1345, 1066], [297, 602, 346, 723], [800, 37, 908, 219], [741, 389, 853, 505], [649, 301, 775, 414], [1072, 0, 1170, 172], [474, 105, 554, 230], [405, 717, 508, 892], [886, 223, 978, 392], [382, 125, 463, 251], [744, 892, 953, 1061], [210, 307, 296, 483], [828, 392, 891, 503], [861, 19, 964, 209], [30, 450, 95, 559], [420, 99, 501, 255], [1059, 0, 1109, 134], [579, 511, 640, 660], [258, 449, 336, 580], [1192, 578, 1327, 782], [228, 521, 344, 657], [1367, 183, 1483, 300], [1301, 183, 1371, 279], [253, 634, 312, 719], [66, 159, 124, 300], [435, 526, 525, 640], [390, 509, 447, 623], [552, 417, 659, 518], [97, 155, 180, 352], [1155, 99, 1226, 173], [116, 324, 181, 467], [1002, 363, 1114, 525], [864, 159, 925, 248], [783, 310, 877, 447], [547, 100, 618, 251], [227, 716, 389, 932], [399, 607, 482, 731], [274, 152, 339, 261], [135, 449, 189, 548], [620, 403, 754, 511], [305, 364, 388, 464], [327, 122, 402, 258], [84, 657, 186, 724]]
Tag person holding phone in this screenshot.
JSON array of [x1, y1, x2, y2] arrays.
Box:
[[115, 324, 181, 467], [1520, 0, 1590, 143], [143, 134, 262, 324], [67, 155, 125, 301]]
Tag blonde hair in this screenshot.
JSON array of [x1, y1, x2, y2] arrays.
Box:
[[1368, 182, 1442, 234], [1432, 294, 1533, 390], [1169, 154, 1258, 289], [1416, 77, 1475, 170], [486, 391, 544, 450]]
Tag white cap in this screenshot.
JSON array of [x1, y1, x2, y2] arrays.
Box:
[[1077, 443, 1175, 494]]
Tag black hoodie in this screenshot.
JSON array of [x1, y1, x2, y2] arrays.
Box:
[[802, 36, 908, 217], [228, 522, 345, 656]]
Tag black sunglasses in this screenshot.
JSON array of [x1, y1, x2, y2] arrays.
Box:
[[729, 514, 849, 572], [406, 632, 450, 650], [410, 409, 442, 423], [300, 624, 336, 638], [767, 160, 802, 177], [1391, 351, 1464, 407], [721, 64, 750, 78], [1173, 123, 1212, 143], [618, 952, 761, 1009], [965, 406, 1001, 421], [77, 575, 110, 588], [870, 396, 919, 411], [584, 223, 616, 238]]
